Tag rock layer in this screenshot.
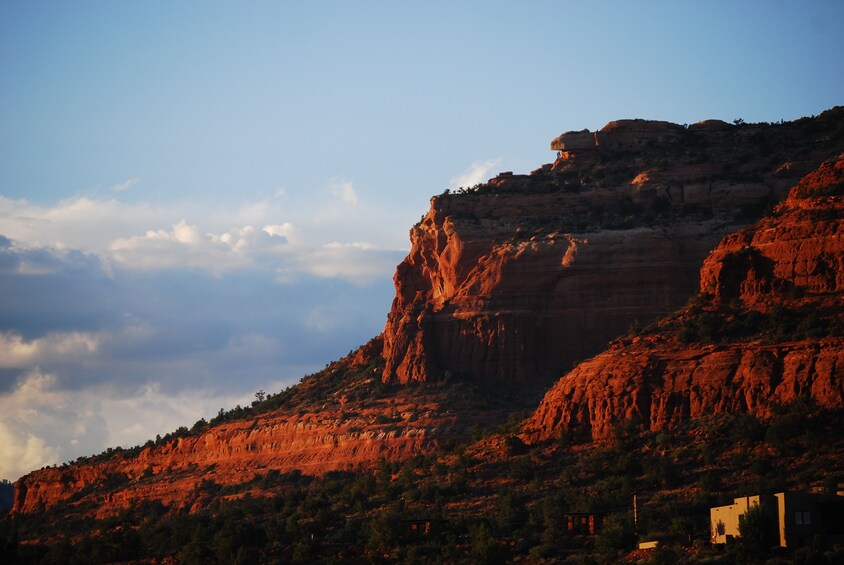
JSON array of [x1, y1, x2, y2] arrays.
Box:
[[12, 411, 438, 515], [11, 358, 515, 516], [523, 154, 844, 443]]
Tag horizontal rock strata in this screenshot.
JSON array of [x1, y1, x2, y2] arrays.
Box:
[[523, 154, 844, 442]]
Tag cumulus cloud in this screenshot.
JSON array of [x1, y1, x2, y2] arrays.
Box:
[[0, 195, 165, 252], [97, 382, 252, 450], [0, 191, 408, 284], [0, 176, 413, 479], [0, 370, 101, 479], [262, 222, 295, 239], [0, 369, 256, 480], [108, 220, 290, 273], [330, 180, 359, 206], [0, 423, 60, 480], [298, 242, 404, 285], [110, 177, 141, 192], [0, 331, 99, 369], [0, 233, 397, 479], [449, 158, 503, 190]]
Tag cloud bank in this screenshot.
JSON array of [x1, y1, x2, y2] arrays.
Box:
[[0, 183, 407, 480]]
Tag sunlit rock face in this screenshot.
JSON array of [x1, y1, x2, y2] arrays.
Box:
[[12, 410, 439, 515], [382, 108, 844, 385], [523, 153, 844, 443], [11, 345, 508, 516]]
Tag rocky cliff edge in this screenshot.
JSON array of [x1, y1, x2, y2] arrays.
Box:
[[523, 153, 844, 443]]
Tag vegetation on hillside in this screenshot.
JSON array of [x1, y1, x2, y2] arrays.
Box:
[[3, 400, 842, 564]]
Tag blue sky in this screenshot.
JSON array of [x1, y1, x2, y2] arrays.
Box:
[[1, 1, 842, 480]]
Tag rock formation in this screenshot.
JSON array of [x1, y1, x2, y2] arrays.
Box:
[[382, 108, 844, 384], [523, 153, 844, 443], [11, 352, 519, 516], [10, 109, 844, 517], [12, 410, 437, 515]]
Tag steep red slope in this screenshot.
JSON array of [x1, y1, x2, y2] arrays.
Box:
[[12, 410, 438, 515], [11, 346, 540, 517], [11, 351, 522, 516], [523, 154, 844, 443]]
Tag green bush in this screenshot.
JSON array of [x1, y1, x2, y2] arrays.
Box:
[[504, 435, 529, 456], [469, 522, 507, 565], [737, 503, 775, 557], [594, 513, 636, 554], [509, 456, 536, 482]]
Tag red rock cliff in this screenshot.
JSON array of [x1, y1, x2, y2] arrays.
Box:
[[382, 109, 844, 384], [523, 154, 844, 443]]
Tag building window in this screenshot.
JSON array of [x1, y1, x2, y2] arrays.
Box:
[[796, 511, 802, 525], [803, 511, 811, 525]]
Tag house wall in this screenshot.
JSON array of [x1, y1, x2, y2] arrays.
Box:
[[711, 491, 844, 548], [711, 496, 756, 544], [710, 495, 776, 544], [775, 492, 821, 548]]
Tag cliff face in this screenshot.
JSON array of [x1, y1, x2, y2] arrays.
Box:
[[13, 410, 436, 515], [523, 154, 844, 443], [382, 109, 844, 384]]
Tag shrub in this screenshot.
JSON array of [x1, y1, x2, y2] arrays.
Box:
[[504, 435, 529, 456], [509, 456, 536, 482], [593, 513, 636, 554], [738, 503, 775, 557], [728, 413, 765, 444], [495, 493, 528, 533], [469, 522, 507, 565]]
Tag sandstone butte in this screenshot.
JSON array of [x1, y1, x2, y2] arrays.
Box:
[[382, 109, 844, 384], [11, 108, 844, 517], [522, 152, 844, 444]]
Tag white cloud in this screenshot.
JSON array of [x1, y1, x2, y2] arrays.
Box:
[[0, 370, 98, 479], [263, 222, 299, 244], [0, 331, 99, 369], [108, 219, 290, 273], [449, 158, 502, 190], [98, 383, 251, 449], [0, 195, 164, 252], [331, 180, 359, 206], [110, 177, 141, 192], [299, 242, 402, 285], [0, 423, 60, 480], [0, 190, 411, 283], [0, 180, 414, 479], [0, 369, 253, 480]]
